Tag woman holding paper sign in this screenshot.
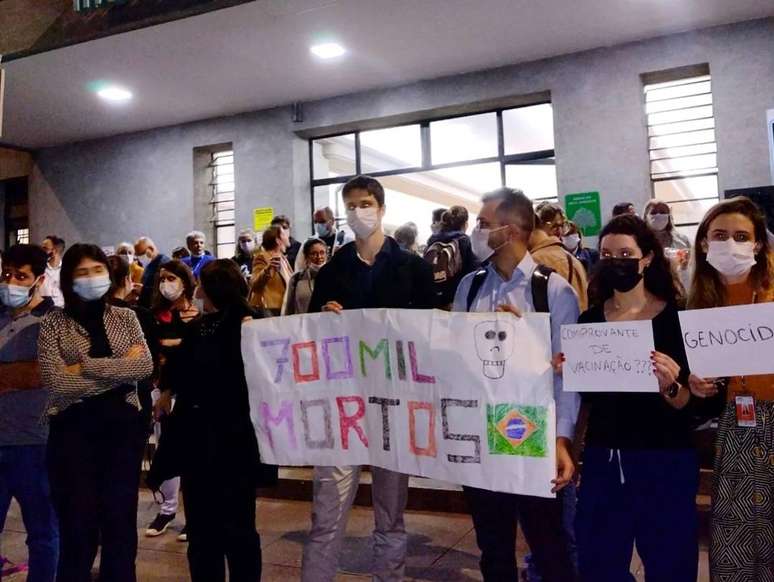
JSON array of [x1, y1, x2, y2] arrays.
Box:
[[572, 215, 702, 582], [686, 197, 774, 582]]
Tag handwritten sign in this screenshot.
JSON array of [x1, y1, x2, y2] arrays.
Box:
[[679, 303, 774, 378], [242, 309, 557, 498], [561, 321, 657, 392]]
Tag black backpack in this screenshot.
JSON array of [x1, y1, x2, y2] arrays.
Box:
[[465, 264, 553, 313], [424, 239, 463, 286]]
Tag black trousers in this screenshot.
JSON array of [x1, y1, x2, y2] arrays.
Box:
[[464, 486, 577, 582], [182, 463, 262, 582], [47, 392, 145, 582]]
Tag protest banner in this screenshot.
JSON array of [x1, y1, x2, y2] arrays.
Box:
[[679, 303, 774, 378], [242, 308, 557, 498], [561, 321, 657, 392]]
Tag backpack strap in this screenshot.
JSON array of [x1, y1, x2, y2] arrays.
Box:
[[531, 265, 554, 313], [566, 252, 575, 286], [466, 268, 489, 311]]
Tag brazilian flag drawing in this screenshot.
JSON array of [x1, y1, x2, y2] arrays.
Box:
[[486, 404, 548, 457]]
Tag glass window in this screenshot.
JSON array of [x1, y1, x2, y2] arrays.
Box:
[[502, 103, 555, 155], [430, 113, 498, 165], [505, 161, 558, 202], [211, 150, 236, 259], [668, 198, 718, 226], [360, 125, 422, 172], [312, 134, 356, 179], [654, 175, 719, 203]]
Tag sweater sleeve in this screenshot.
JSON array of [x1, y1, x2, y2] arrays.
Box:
[[282, 274, 299, 316], [80, 311, 154, 383]]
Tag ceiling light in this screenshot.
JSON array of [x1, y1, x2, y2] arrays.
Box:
[[96, 85, 133, 103], [310, 43, 346, 60]]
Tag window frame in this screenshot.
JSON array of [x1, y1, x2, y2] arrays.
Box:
[[308, 101, 557, 228], [209, 149, 236, 259]]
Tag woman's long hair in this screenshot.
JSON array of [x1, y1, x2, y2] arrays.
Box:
[[199, 259, 253, 316], [588, 215, 682, 307], [643, 200, 676, 233], [688, 196, 772, 309], [151, 259, 196, 313], [61, 243, 111, 315]]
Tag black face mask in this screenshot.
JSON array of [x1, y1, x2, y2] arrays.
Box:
[[599, 258, 643, 293]]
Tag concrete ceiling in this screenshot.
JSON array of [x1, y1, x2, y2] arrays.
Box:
[[2, 0, 773, 149]]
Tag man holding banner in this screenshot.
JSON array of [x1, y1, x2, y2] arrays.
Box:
[[453, 188, 580, 582], [299, 176, 435, 582]]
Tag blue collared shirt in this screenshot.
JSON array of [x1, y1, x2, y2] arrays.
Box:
[[452, 252, 581, 440]]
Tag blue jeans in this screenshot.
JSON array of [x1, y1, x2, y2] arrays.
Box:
[[0, 445, 59, 582]]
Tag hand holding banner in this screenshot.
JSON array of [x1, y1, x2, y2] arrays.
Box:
[[242, 308, 558, 498]]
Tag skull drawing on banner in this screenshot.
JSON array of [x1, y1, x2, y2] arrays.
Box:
[[474, 320, 516, 379]]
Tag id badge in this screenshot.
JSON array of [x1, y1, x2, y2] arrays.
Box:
[[735, 395, 757, 428]]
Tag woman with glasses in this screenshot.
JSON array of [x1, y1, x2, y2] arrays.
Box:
[[282, 238, 328, 315]]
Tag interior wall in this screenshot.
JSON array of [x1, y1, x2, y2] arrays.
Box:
[[28, 17, 774, 253]]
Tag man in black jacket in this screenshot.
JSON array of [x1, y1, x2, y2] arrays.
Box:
[[302, 176, 435, 582]]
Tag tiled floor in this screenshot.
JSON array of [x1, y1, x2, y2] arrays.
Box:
[[1, 491, 710, 581]]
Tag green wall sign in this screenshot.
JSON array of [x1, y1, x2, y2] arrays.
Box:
[[564, 191, 602, 237]]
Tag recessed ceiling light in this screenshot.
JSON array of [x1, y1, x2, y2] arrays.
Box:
[[310, 43, 346, 60], [96, 85, 133, 103]]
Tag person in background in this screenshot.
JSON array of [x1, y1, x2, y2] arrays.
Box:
[[535, 202, 567, 239], [532, 207, 589, 311], [38, 244, 153, 582], [0, 244, 59, 582], [271, 215, 301, 267], [643, 200, 691, 290], [172, 247, 190, 260], [562, 221, 599, 274], [612, 202, 637, 217], [429, 207, 447, 240], [313, 207, 347, 255], [149, 259, 276, 582], [394, 222, 419, 254], [686, 197, 774, 581], [282, 238, 328, 315], [233, 229, 257, 279], [116, 242, 145, 286], [302, 176, 435, 582], [182, 231, 215, 279], [453, 187, 579, 582], [39, 235, 65, 308], [249, 226, 293, 315], [135, 237, 169, 309], [572, 215, 700, 582], [424, 205, 477, 309], [144, 260, 199, 541]]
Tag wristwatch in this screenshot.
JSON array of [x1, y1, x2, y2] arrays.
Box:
[[666, 382, 681, 398]]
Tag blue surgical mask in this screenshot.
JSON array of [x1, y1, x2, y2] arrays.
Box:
[[315, 223, 331, 237], [72, 274, 111, 301], [0, 282, 35, 309]]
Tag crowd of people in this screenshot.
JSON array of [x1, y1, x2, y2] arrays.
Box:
[[0, 173, 773, 582]]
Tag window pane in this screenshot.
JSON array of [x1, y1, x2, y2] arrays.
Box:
[[669, 198, 718, 225], [644, 74, 711, 92], [505, 161, 558, 201], [654, 175, 718, 203], [502, 103, 555, 155], [651, 153, 716, 175], [649, 129, 715, 150], [360, 125, 422, 172], [648, 105, 713, 126], [648, 117, 714, 137], [430, 113, 498, 164], [645, 80, 711, 102], [650, 142, 716, 161], [313, 134, 356, 179], [645, 93, 712, 114]]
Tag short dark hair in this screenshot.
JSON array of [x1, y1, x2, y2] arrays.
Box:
[[302, 237, 327, 258], [3, 244, 48, 277], [172, 246, 190, 259], [481, 187, 535, 235], [271, 215, 291, 229], [262, 226, 283, 251], [394, 223, 418, 248], [589, 214, 682, 306], [152, 259, 197, 312], [199, 259, 252, 315], [61, 243, 110, 313], [612, 202, 636, 217], [313, 207, 334, 223], [432, 208, 447, 223], [441, 206, 468, 232], [536, 202, 565, 226], [342, 176, 385, 207], [44, 235, 65, 252]]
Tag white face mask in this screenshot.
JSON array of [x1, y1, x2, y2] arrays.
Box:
[[138, 253, 152, 268], [706, 240, 757, 279], [648, 214, 670, 232], [160, 280, 184, 302], [471, 225, 508, 262], [347, 207, 380, 240], [239, 240, 255, 254], [315, 223, 331, 237], [562, 234, 581, 251]]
